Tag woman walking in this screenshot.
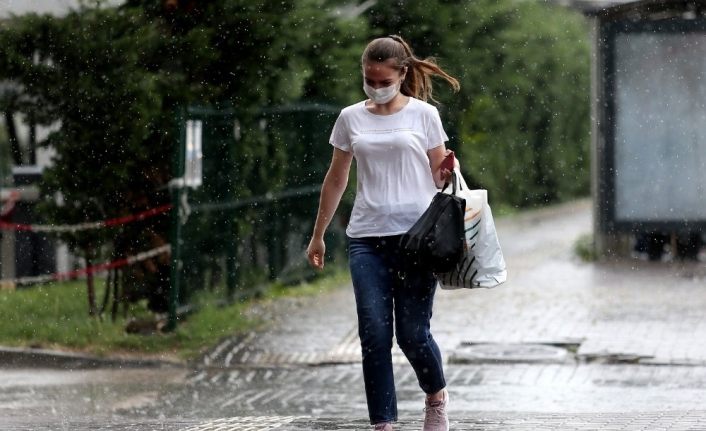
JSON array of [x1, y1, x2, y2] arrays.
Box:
[[306, 35, 460, 431]]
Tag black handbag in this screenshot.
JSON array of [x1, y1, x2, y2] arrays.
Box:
[[399, 173, 466, 273]]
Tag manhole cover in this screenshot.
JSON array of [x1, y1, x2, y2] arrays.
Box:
[[449, 343, 570, 364]]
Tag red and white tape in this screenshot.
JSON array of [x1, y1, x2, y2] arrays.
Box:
[[0, 204, 173, 233], [0, 244, 171, 286]]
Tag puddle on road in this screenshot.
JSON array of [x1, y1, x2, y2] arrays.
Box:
[[0, 368, 187, 388], [0, 368, 188, 421]]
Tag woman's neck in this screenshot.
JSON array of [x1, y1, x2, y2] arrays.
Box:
[[366, 94, 410, 116]]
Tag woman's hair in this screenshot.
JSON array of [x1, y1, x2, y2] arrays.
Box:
[[361, 35, 460, 103]]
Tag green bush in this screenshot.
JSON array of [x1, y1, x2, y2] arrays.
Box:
[[0, 0, 591, 319], [458, 2, 591, 209]]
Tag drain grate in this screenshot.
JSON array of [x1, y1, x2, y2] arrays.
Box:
[[449, 342, 573, 364], [577, 352, 654, 364], [183, 416, 306, 431]]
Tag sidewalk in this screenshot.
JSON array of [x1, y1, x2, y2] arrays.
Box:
[[181, 199, 706, 429], [5, 411, 706, 431], [201, 199, 706, 368], [3, 199, 706, 430]]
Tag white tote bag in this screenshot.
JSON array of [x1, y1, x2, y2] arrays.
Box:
[[437, 170, 507, 289]]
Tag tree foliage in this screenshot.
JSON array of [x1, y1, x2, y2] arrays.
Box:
[[364, 0, 591, 208], [0, 0, 368, 313], [0, 8, 175, 314], [0, 0, 590, 315]]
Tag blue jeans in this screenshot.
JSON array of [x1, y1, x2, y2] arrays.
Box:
[[347, 235, 446, 425]]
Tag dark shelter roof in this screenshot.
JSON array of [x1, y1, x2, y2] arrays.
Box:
[[582, 0, 706, 19]]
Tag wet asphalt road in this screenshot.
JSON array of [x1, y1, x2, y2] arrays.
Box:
[[2, 199, 706, 430]]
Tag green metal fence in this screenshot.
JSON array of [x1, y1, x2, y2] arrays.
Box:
[[168, 103, 347, 327]]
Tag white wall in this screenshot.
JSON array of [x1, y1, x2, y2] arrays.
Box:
[[0, 0, 124, 18]]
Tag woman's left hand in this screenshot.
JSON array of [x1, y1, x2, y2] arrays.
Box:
[[439, 149, 458, 184], [429, 146, 459, 188]]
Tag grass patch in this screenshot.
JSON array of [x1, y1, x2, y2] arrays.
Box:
[[574, 233, 596, 262], [492, 203, 520, 217], [0, 267, 350, 361]]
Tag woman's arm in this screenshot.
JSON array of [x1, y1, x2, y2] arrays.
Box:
[[306, 147, 353, 270], [428, 144, 455, 188]]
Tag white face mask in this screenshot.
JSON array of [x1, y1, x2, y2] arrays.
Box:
[[363, 80, 401, 105]]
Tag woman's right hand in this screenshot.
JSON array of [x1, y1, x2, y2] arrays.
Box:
[[306, 236, 326, 270], [306, 148, 352, 271]]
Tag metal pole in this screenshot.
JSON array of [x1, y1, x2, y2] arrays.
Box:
[[167, 185, 182, 331], [166, 108, 186, 332], [225, 214, 238, 299]]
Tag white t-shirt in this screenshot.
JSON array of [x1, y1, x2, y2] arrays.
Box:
[[330, 97, 449, 238]]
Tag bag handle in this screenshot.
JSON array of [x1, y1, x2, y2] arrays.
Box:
[[441, 171, 458, 195], [443, 168, 474, 195], [455, 168, 470, 191]]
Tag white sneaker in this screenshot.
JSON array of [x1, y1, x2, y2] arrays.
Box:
[[422, 388, 449, 431]]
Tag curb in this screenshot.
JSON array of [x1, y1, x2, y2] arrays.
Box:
[[0, 346, 185, 369]]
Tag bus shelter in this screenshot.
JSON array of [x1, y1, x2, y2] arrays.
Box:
[[587, 0, 706, 259]]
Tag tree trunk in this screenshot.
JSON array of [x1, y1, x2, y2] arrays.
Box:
[[85, 248, 97, 316], [122, 269, 129, 319], [28, 113, 36, 165], [111, 268, 120, 322], [4, 110, 23, 165], [98, 268, 112, 319]]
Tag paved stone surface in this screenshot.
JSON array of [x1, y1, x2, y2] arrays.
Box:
[[5, 411, 706, 430], [201, 199, 706, 369], [132, 362, 706, 416], [114, 362, 706, 419], [3, 199, 706, 430]]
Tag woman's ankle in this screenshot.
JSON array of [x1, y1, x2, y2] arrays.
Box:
[[426, 387, 446, 403]]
